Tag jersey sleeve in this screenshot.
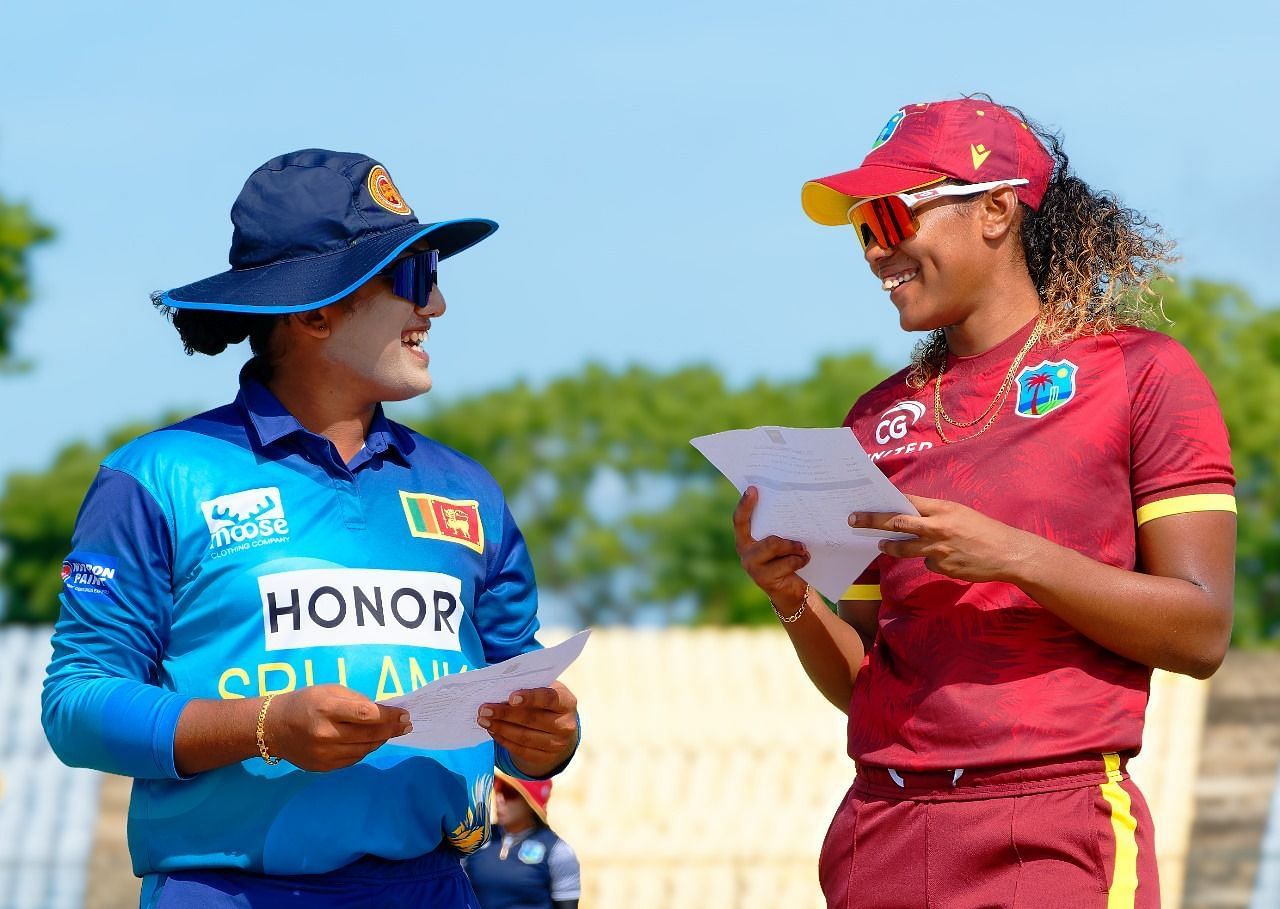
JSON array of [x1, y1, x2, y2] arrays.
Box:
[[475, 502, 581, 780], [547, 837, 583, 900], [1122, 334, 1236, 527], [841, 563, 882, 602], [41, 466, 193, 779], [475, 503, 542, 665]]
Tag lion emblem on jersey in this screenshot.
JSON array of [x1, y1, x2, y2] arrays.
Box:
[[399, 492, 485, 553]]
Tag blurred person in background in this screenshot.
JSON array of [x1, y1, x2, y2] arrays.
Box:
[[42, 149, 580, 908], [464, 771, 581, 909], [733, 97, 1235, 908]]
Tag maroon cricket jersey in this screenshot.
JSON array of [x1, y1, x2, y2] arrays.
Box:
[[841, 319, 1235, 771]]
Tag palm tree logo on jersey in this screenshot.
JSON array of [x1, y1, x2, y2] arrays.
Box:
[[1015, 359, 1078, 418]]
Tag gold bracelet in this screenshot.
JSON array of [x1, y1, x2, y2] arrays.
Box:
[[257, 694, 281, 765], [771, 585, 811, 624]]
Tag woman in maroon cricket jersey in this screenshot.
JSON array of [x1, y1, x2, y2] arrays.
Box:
[[732, 97, 1236, 908]]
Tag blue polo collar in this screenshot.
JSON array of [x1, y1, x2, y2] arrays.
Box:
[[235, 372, 410, 463]]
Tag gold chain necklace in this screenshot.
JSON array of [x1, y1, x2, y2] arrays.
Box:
[[933, 320, 1045, 444]]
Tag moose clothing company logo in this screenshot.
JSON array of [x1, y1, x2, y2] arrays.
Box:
[[61, 554, 118, 596], [258, 568, 464, 651], [399, 492, 485, 553], [200, 487, 290, 556]]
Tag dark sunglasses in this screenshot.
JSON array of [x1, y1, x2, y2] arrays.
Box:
[[389, 249, 439, 307]]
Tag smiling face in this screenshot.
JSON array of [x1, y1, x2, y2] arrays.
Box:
[[316, 273, 446, 403], [858, 184, 1028, 338], [862, 192, 992, 332]]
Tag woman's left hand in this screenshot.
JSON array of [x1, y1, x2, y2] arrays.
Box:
[[478, 681, 579, 779], [849, 494, 1040, 583]]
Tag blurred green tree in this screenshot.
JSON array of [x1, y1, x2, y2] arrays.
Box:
[[1156, 278, 1280, 643], [0, 422, 162, 623], [408, 354, 889, 625], [0, 190, 54, 368]]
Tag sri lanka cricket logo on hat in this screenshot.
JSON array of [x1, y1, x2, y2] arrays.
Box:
[[368, 165, 412, 215], [400, 491, 484, 552], [871, 109, 906, 150], [1015, 359, 1078, 418]]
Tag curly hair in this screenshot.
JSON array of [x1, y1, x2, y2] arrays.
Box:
[[905, 100, 1177, 387], [151, 293, 284, 382]]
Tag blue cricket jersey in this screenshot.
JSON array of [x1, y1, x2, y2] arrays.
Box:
[[42, 376, 561, 877]]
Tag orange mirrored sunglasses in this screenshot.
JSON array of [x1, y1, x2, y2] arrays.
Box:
[[847, 179, 1029, 251]]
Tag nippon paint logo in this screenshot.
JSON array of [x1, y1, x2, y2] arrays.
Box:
[[61, 554, 119, 596], [200, 487, 290, 553], [257, 568, 465, 651]]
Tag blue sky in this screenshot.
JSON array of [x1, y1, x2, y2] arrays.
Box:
[[0, 0, 1274, 479]]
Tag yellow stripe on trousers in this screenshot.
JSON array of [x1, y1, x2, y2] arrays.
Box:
[[1099, 752, 1139, 908]]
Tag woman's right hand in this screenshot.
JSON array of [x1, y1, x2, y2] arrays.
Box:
[[733, 486, 811, 614], [264, 685, 412, 772]]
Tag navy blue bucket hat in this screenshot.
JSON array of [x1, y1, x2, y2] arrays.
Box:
[[159, 149, 497, 313]]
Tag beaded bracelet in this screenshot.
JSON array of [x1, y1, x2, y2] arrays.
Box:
[[257, 693, 281, 765]]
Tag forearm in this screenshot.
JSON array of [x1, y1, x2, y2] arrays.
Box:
[[776, 588, 866, 712], [42, 674, 193, 779], [1006, 534, 1232, 678], [174, 697, 268, 776], [496, 725, 579, 781]]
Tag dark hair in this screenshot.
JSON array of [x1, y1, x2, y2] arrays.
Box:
[[906, 97, 1177, 387], [151, 293, 283, 382]]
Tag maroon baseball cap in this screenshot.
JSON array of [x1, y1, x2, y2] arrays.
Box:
[[802, 99, 1054, 226]]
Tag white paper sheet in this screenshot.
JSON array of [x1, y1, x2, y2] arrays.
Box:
[[690, 426, 917, 601], [386, 630, 590, 751]]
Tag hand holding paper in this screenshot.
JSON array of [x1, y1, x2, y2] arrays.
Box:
[[386, 631, 588, 753], [692, 426, 917, 601]]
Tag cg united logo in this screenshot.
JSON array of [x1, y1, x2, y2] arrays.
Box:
[[1015, 360, 1078, 418], [868, 400, 933, 462], [875, 400, 926, 445]]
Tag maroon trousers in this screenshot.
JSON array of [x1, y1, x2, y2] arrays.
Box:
[[819, 754, 1159, 909]]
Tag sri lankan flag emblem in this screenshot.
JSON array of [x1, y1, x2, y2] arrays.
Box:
[[399, 492, 485, 553]]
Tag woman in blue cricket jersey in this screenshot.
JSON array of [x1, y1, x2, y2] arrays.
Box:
[[42, 149, 580, 908]]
